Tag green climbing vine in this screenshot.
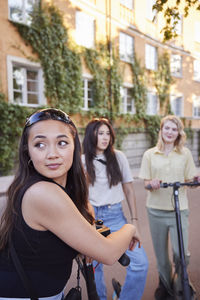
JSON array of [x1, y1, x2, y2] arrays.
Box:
[[0, 95, 31, 175], [130, 55, 147, 119], [83, 43, 122, 119], [83, 46, 109, 115], [12, 4, 82, 112], [129, 55, 161, 146], [144, 115, 161, 146], [154, 52, 173, 114]]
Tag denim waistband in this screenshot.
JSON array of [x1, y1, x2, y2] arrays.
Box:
[[0, 291, 63, 300], [93, 201, 121, 209]]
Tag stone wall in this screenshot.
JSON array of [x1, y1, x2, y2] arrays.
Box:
[[121, 130, 200, 171], [186, 129, 200, 167]]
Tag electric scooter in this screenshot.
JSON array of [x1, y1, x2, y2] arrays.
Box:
[[147, 180, 200, 300]]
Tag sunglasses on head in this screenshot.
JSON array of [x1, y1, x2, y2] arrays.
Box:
[[25, 108, 73, 127]]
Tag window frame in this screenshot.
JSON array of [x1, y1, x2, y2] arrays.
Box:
[[7, 55, 45, 107], [120, 0, 134, 10], [119, 32, 134, 63], [146, 91, 159, 115], [195, 21, 200, 43], [75, 10, 95, 48], [120, 85, 135, 114], [145, 44, 157, 71], [170, 94, 184, 117], [8, 0, 39, 25], [82, 75, 94, 111], [172, 15, 182, 36], [193, 96, 200, 118], [170, 54, 182, 77], [193, 59, 200, 82], [146, 0, 156, 22]]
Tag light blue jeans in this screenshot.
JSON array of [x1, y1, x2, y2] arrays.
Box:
[[93, 202, 148, 300]]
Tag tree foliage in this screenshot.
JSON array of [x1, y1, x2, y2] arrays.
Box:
[[153, 0, 200, 41]]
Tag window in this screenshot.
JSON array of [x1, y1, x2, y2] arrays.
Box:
[[76, 11, 95, 48], [172, 15, 182, 35], [119, 32, 134, 63], [171, 54, 182, 77], [193, 59, 200, 82], [193, 96, 200, 118], [146, 0, 156, 22], [146, 92, 158, 115], [120, 87, 135, 114], [8, 0, 39, 25], [170, 95, 183, 116], [82, 77, 94, 110], [7, 56, 45, 106], [120, 0, 133, 10], [145, 44, 157, 70], [195, 22, 200, 43]]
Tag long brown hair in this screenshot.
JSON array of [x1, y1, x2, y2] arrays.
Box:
[[0, 108, 94, 250], [82, 118, 122, 187], [156, 115, 186, 152]]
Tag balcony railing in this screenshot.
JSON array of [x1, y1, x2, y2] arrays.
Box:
[[120, 4, 134, 26]]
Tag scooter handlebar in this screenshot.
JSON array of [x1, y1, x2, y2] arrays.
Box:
[[95, 220, 130, 267], [145, 181, 200, 190]]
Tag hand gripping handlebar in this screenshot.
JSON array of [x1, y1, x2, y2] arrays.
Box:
[[145, 180, 200, 190], [95, 220, 130, 267]]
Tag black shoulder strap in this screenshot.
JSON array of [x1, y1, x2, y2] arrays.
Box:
[[95, 158, 107, 165], [9, 238, 38, 300]]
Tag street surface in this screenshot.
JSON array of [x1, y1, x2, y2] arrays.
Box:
[[65, 179, 200, 300], [0, 178, 199, 299]]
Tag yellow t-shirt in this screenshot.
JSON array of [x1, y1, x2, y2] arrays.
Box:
[[139, 146, 197, 210]]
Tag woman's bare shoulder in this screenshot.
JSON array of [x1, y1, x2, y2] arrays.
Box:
[[23, 180, 70, 210]]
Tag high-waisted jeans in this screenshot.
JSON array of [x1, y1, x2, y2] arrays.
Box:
[[93, 202, 148, 300]]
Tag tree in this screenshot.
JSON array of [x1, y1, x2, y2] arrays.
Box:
[[153, 0, 200, 41]]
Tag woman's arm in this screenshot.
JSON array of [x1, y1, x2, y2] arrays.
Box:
[[122, 182, 141, 246], [22, 181, 136, 265]]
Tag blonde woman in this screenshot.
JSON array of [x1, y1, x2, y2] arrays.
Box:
[[139, 115, 197, 300]]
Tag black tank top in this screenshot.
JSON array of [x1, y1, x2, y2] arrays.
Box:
[[0, 173, 78, 297]]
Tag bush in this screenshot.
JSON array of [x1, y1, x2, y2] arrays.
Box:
[[0, 97, 30, 175]]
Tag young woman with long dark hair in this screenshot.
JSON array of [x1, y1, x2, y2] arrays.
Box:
[[82, 118, 148, 300], [0, 109, 137, 300]]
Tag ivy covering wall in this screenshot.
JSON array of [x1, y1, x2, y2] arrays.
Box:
[[13, 5, 83, 112], [83, 45, 122, 118], [0, 96, 31, 175]]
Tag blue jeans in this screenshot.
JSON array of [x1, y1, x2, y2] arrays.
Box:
[[93, 202, 148, 300]]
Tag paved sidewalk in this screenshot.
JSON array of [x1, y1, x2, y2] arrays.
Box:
[[0, 175, 14, 197]]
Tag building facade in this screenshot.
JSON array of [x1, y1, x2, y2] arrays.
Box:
[[1, 0, 200, 127]]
